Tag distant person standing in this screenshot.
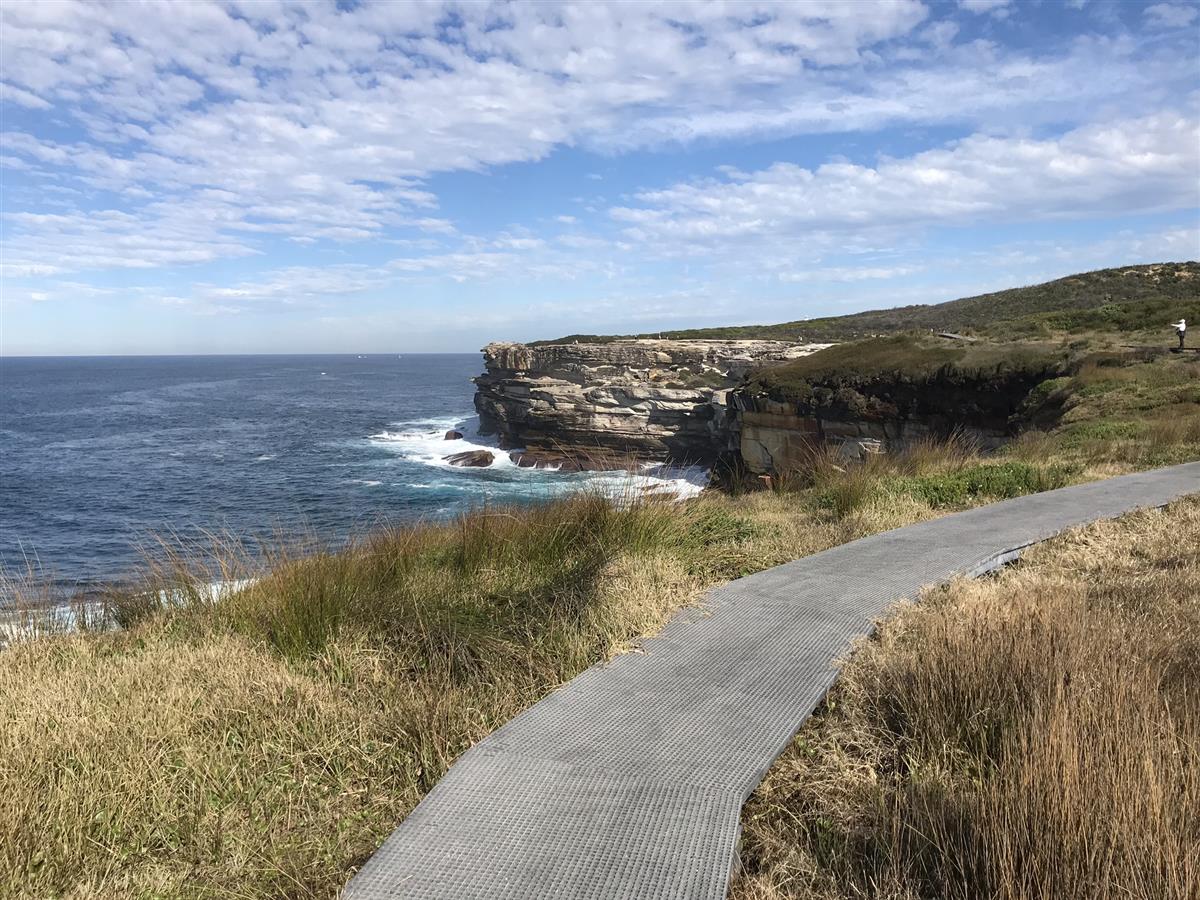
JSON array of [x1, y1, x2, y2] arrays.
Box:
[[1170, 318, 1187, 350]]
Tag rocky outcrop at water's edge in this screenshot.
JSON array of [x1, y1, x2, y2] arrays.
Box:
[[473, 339, 829, 464], [470, 335, 1064, 476], [445, 449, 495, 467]]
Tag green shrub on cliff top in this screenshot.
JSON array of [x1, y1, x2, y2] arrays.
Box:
[[809, 459, 1080, 519], [747, 335, 1065, 401], [741, 335, 1067, 429], [887, 461, 1079, 509]]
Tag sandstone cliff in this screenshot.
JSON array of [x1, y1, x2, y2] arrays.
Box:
[[472, 334, 1067, 475], [734, 335, 1068, 473], [473, 339, 829, 463]]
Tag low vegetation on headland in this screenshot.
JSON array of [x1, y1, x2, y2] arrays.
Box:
[[538, 261, 1200, 344], [2, 264, 1198, 898]]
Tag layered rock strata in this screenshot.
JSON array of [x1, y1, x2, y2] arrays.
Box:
[[474, 339, 828, 463], [732, 366, 1055, 473], [734, 397, 1012, 473]]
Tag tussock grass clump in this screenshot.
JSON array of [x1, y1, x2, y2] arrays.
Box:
[[734, 497, 1200, 900], [885, 460, 1077, 508]]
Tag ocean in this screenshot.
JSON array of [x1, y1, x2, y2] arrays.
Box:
[[0, 354, 704, 595]]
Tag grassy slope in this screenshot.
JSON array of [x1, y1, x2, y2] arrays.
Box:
[[537, 261, 1200, 344], [2, 490, 943, 898], [733, 497, 1200, 900]]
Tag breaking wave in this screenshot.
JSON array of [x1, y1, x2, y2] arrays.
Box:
[[368, 413, 707, 501]]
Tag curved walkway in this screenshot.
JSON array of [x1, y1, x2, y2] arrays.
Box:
[[346, 462, 1199, 899]]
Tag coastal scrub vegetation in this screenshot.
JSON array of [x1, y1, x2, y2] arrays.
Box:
[[749, 334, 1067, 393], [536, 262, 1200, 344], [737, 332, 1199, 481], [742, 334, 1068, 418], [732, 497, 1200, 900]]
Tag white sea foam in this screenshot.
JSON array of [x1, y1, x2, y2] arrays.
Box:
[[368, 413, 708, 501], [156, 578, 256, 606], [1, 578, 256, 644], [369, 414, 515, 470]]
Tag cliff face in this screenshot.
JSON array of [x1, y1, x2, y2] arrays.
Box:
[[733, 338, 1066, 473], [473, 335, 1061, 474], [474, 339, 828, 463], [733, 396, 1015, 473]]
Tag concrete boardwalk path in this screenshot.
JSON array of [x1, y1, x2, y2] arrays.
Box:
[[346, 462, 1199, 900]]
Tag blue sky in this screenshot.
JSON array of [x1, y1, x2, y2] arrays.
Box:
[[1, 0, 1198, 355]]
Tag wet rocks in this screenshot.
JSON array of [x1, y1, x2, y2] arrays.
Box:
[[445, 449, 494, 467], [508, 449, 630, 472], [444, 430, 463, 440]]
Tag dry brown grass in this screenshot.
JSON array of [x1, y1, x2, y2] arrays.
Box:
[[734, 497, 1200, 900], [0, 485, 947, 899]]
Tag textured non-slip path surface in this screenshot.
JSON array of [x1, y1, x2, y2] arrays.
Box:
[[346, 462, 1199, 899]]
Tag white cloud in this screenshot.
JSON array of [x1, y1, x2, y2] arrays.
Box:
[[385, 247, 603, 285], [0, 0, 942, 272], [557, 234, 610, 250], [150, 230, 623, 315], [777, 265, 923, 283], [2, 0, 1197, 349], [920, 20, 960, 48], [2, 207, 260, 273], [1144, 3, 1199, 28], [959, 0, 1011, 13], [189, 265, 389, 306], [1, 1, 934, 184], [611, 112, 1200, 246], [0, 81, 50, 109], [2, 0, 1193, 277]]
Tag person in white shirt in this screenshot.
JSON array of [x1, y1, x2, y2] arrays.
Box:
[[1170, 318, 1186, 350]]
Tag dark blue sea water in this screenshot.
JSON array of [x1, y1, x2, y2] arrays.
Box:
[[0, 354, 702, 593]]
